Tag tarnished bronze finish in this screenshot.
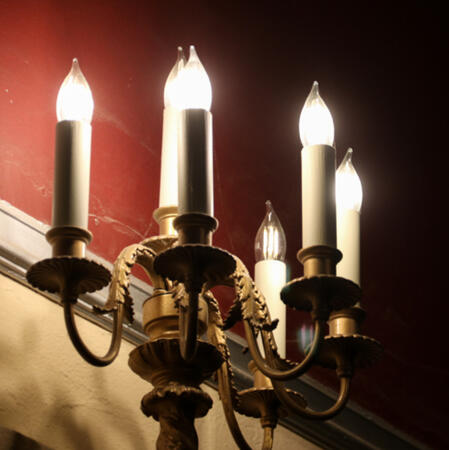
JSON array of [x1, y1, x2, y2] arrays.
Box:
[[245, 320, 326, 381], [25, 200, 383, 448], [236, 387, 306, 420], [154, 244, 236, 285], [173, 213, 217, 245], [250, 360, 273, 389], [140, 385, 213, 450], [153, 205, 178, 236], [328, 306, 366, 336], [297, 245, 342, 277], [63, 300, 125, 367], [26, 257, 125, 367], [141, 384, 212, 450], [234, 362, 307, 450], [154, 245, 236, 361], [315, 334, 383, 372], [271, 376, 352, 421], [129, 338, 223, 387], [129, 338, 223, 450], [238, 361, 307, 417], [280, 275, 360, 317], [46, 226, 92, 258], [142, 291, 208, 341], [26, 256, 110, 295]]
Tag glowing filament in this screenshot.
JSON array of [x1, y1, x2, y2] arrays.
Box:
[[255, 201, 286, 262]]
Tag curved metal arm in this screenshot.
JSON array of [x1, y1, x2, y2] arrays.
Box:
[[63, 298, 125, 367], [216, 365, 253, 450], [262, 426, 274, 450], [179, 286, 199, 362], [244, 319, 326, 381], [271, 376, 351, 421]]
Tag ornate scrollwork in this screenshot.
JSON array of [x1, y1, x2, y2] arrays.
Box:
[[96, 236, 177, 322]]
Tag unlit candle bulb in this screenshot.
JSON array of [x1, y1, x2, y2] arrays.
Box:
[[254, 201, 287, 357]]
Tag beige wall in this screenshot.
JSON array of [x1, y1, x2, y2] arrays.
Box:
[[0, 274, 318, 450]]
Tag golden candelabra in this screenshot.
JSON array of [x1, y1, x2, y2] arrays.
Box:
[[26, 206, 382, 450]]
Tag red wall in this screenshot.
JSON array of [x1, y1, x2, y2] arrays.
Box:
[[1, 1, 448, 448]]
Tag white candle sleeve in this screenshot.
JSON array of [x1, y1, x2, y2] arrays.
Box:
[[301, 144, 336, 248], [255, 260, 287, 358], [337, 209, 361, 286], [159, 107, 179, 207], [52, 120, 91, 229], [178, 109, 213, 216]]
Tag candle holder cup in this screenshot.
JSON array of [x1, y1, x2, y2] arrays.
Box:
[[281, 245, 360, 320], [174, 212, 218, 246], [153, 205, 178, 237], [46, 225, 92, 258], [234, 361, 307, 449]]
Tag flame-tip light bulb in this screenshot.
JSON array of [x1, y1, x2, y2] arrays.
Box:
[[164, 47, 186, 109], [299, 81, 334, 147], [255, 200, 287, 262], [174, 45, 212, 111], [336, 148, 362, 286], [336, 148, 363, 212], [254, 200, 287, 357], [56, 58, 94, 123]]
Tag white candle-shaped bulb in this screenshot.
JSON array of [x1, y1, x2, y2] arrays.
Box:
[[164, 47, 186, 109], [175, 45, 212, 111], [299, 81, 334, 147], [52, 58, 93, 234], [56, 58, 94, 123], [177, 46, 214, 218], [300, 81, 336, 249], [158, 47, 186, 209], [336, 148, 362, 286], [254, 201, 287, 357], [255, 200, 286, 262], [336, 148, 362, 212]]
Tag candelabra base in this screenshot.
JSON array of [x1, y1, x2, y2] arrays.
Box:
[[129, 338, 224, 450]]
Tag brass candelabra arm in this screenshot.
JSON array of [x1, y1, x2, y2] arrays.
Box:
[[63, 298, 125, 367], [262, 427, 274, 450], [243, 319, 326, 381], [204, 291, 253, 450], [216, 365, 253, 450], [271, 375, 351, 421], [179, 279, 202, 362], [26, 255, 123, 366], [153, 244, 237, 363]]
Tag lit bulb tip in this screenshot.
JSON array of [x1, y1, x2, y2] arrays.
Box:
[[189, 45, 198, 58]]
